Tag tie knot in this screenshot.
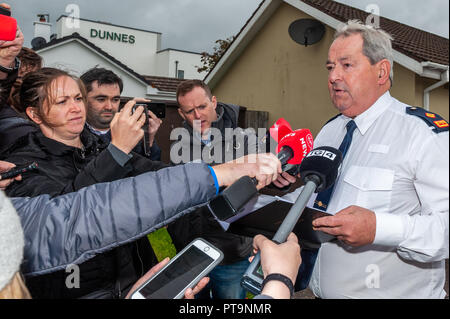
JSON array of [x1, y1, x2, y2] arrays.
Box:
[[346, 120, 357, 134]]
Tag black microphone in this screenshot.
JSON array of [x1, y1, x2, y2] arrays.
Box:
[[208, 129, 314, 221], [240, 146, 342, 295], [0, 162, 39, 180]]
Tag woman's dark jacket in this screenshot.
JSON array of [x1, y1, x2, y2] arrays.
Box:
[[2, 128, 168, 299], [0, 69, 38, 153]]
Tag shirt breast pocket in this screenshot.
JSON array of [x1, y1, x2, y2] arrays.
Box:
[[343, 166, 395, 214]]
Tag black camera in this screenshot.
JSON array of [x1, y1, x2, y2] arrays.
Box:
[[134, 102, 166, 119], [0, 6, 11, 16], [130, 102, 165, 157]]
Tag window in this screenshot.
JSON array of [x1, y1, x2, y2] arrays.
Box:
[[177, 70, 185, 79]]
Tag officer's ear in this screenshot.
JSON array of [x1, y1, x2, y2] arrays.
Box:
[[376, 59, 391, 86], [26, 107, 43, 125]]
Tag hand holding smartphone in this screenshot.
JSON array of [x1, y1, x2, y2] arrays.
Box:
[[130, 238, 223, 299]]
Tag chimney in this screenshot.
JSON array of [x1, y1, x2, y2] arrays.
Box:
[[33, 14, 51, 42]]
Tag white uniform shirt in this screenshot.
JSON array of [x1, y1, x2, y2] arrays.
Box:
[[309, 91, 449, 298]]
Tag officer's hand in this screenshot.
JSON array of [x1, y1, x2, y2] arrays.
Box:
[[272, 171, 297, 188], [312, 205, 376, 246]]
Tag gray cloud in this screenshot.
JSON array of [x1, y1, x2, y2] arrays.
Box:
[[7, 0, 449, 55], [8, 0, 262, 52]]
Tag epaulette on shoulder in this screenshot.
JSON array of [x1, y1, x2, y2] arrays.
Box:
[[323, 113, 342, 127], [406, 106, 449, 134]]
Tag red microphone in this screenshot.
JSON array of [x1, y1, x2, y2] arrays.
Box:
[[269, 118, 292, 143], [0, 7, 17, 41], [276, 128, 314, 166], [208, 128, 314, 221]]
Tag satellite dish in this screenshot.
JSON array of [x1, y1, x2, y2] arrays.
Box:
[[288, 19, 325, 47], [31, 37, 47, 50]]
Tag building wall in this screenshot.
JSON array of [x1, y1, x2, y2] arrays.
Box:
[[155, 50, 206, 79], [212, 3, 337, 136], [212, 2, 449, 136], [415, 77, 449, 120], [55, 17, 206, 80], [155, 50, 170, 77], [57, 17, 161, 75], [166, 50, 206, 80], [38, 41, 148, 98]]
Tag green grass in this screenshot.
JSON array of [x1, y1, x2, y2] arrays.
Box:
[[147, 227, 177, 261], [147, 227, 254, 299]]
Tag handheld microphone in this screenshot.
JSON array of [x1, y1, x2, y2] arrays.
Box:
[[0, 7, 17, 42], [0, 162, 39, 180], [208, 129, 314, 221], [260, 118, 293, 154], [276, 129, 314, 176], [269, 118, 292, 143], [240, 146, 342, 295]]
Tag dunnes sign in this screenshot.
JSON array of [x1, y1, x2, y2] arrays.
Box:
[[90, 29, 136, 44]]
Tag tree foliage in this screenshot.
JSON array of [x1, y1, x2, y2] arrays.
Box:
[[197, 36, 235, 73]]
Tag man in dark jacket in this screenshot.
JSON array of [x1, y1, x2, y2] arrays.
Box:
[[168, 80, 259, 299], [80, 67, 162, 161]]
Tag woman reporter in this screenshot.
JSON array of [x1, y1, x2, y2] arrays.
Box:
[[1, 67, 168, 299], [2, 67, 167, 198]]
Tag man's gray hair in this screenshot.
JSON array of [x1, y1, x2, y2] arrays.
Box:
[[334, 20, 394, 85]]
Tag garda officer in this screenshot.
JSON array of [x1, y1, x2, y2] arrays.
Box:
[[307, 20, 449, 298]]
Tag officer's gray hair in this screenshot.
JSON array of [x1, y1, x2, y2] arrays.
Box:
[[334, 20, 394, 85]]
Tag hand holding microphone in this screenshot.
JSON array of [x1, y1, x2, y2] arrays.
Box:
[[240, 146, 343, 295], [208, 128, 314, 221]]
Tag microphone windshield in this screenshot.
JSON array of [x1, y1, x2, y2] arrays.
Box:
[[269, 118, 292, 143], [277, 129, 314, 165], [299, 146, 343, 192], [0, 15, 17, 41]]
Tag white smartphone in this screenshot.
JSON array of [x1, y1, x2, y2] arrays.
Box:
[[130, 238, 223, 299]]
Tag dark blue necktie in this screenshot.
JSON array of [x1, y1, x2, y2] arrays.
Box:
[[295, 120, 357, 291]]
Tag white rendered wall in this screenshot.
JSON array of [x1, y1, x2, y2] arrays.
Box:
[[156, 49, 206, 79], [56, 17, 161, 75], [155, 50, 170, 77], [38, 41, 149, 98]]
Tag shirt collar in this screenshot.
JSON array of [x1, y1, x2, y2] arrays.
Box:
[[86, 122, 110, 135], [342, 91, 393, 135]]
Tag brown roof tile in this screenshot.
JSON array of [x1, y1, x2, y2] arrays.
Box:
[[302, 0, 449, 65], [142, 75, 186, 92]]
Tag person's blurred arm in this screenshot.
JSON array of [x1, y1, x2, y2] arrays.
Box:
[[12, 154, 281, 277]]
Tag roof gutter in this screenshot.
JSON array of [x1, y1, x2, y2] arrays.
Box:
[[422, 63, 449, 110]]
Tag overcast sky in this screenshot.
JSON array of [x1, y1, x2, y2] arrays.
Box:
[[6, 0, 449, 53]]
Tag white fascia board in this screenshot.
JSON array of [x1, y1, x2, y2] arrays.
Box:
[[284, 0, 342, 29], [146, 90, 176, 101], [36, 39, 72, 54], [37, 38, 151, 87], [205, 0, 283, 89]]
